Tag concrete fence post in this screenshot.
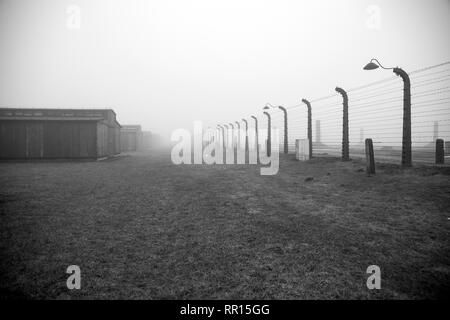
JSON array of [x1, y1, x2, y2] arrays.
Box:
[[302, 99, 313, 159], [235, 121, 241, 150], [393, 68, 412, 167], [365, 138, 375, 175], [278, 106, 288, 154], [335, 87, 349, 161], [242, 119, 249, 162], [229, 123, 236, 163], [263, 111, 271, 157], [223, 124, 229, 163], [251, 116, 259, 164], [217, 125, 226, 164], [436, 139, 445, 164]]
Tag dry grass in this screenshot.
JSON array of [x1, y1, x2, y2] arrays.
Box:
[[0, 150, 449, 299]]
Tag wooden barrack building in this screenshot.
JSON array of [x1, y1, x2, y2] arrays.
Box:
[[120, 125, 143, 152], [0, 108, 121, 159]]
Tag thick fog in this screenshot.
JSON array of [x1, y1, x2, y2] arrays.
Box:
[[0, 0, 449, 139]]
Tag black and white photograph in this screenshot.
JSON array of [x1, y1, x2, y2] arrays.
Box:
[[0, 0, 449, 309]]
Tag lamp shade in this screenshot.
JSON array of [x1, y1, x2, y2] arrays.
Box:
[[363, 62, 379, 70]]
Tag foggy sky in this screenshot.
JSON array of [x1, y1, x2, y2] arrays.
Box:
[[0, 0, 449, 138]]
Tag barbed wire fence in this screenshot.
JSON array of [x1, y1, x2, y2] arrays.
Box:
[[210, 61, 450, 165]]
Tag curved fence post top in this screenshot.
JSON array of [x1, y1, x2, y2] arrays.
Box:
[[393, 67, 411, 85], [335, 87, 348, 99], [301, 98, 311, 108]]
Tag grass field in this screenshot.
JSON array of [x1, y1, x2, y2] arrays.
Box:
[[1, 150, 449, 299]]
